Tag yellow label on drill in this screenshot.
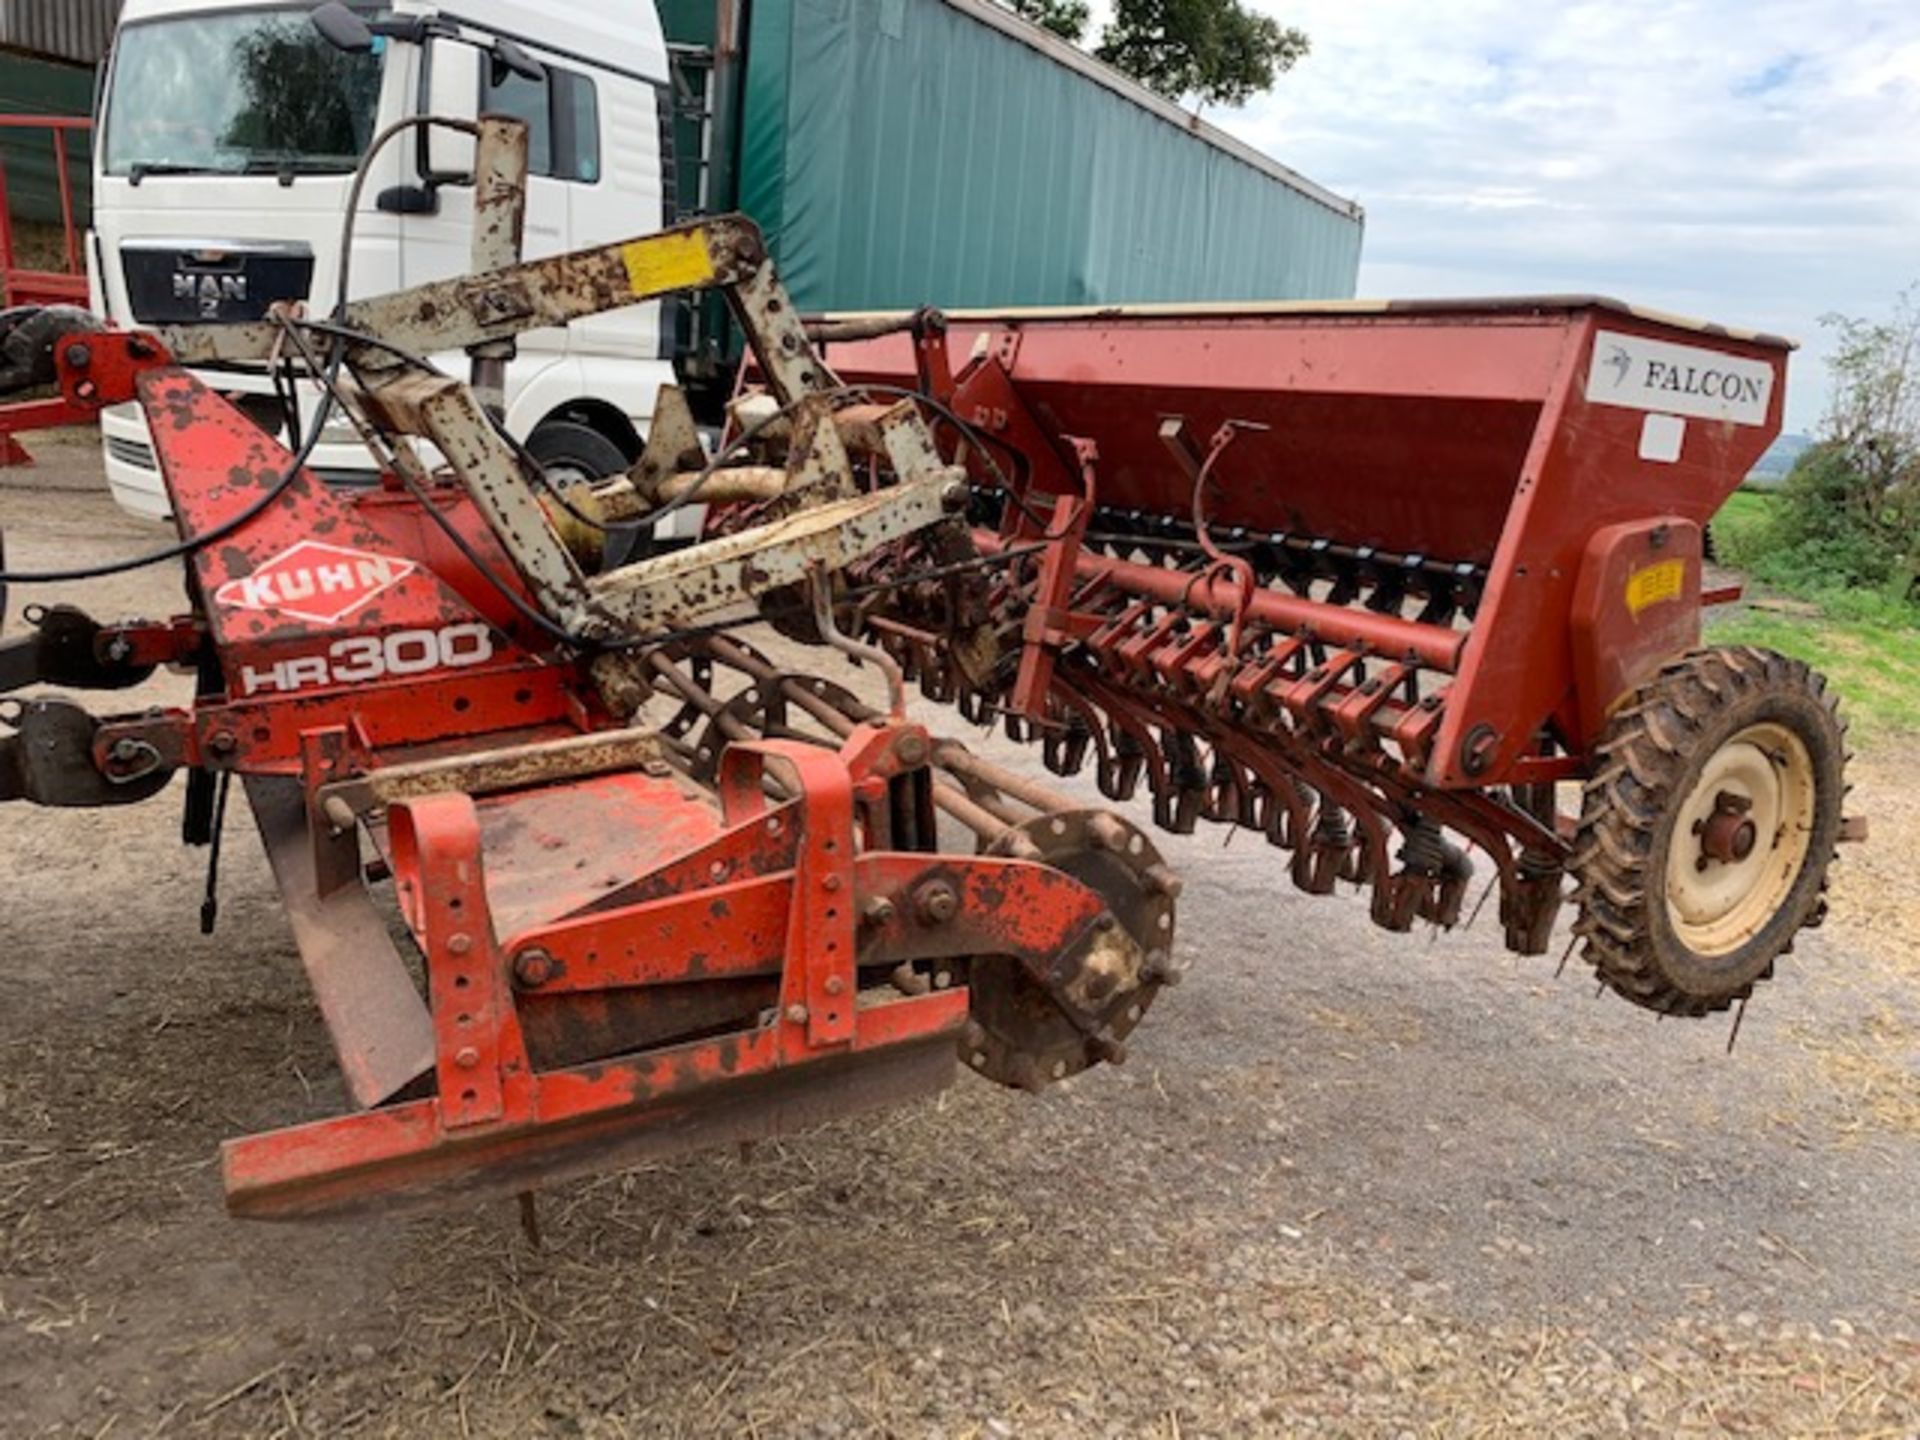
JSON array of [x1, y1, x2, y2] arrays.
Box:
[[621, 230, 715, 297], [1626, 559, 1684, 616]]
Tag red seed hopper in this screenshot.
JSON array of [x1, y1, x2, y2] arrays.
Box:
[[816, 296, 1851, 1013]]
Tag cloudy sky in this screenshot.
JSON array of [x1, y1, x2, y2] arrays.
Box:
[[1127, 0, 1920, 434]]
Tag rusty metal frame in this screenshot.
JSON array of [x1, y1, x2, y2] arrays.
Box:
[[219, 724, 1135, 1220]]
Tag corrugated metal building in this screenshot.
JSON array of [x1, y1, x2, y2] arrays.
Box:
[[0, 0, 118, 234], [0, 0, 123, 66]]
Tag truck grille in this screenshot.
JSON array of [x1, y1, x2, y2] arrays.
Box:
[[105, 435, 157, 471]]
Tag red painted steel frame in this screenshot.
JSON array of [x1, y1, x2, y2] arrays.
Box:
[[824, 300, 1789, 786], [32, 346, 1139, 1217], [223, 724, 1124, 1219]]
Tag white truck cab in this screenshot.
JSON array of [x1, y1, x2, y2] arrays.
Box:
[[91, 0, 690, 531]]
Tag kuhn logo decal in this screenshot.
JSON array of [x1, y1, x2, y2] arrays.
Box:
[[214, 541, 415, 625], [1587, 331, 1773, 427]]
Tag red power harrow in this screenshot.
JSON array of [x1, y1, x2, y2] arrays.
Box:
[[1, 118, 1857, 1220], [0, 120, 1174, 1219]]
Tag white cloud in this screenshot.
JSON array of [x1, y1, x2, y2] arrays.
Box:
[[1187, 0, 1920, 431]]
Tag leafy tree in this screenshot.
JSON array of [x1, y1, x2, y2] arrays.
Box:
[[1759, 289, 1920, 597], [224, 19, 381, 163], [1006, 0, 1091, 41], [998, 0, 1308, 108], [1096, 0, 1310, 108]]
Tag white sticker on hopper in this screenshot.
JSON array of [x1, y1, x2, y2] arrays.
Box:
[[1639, 413, 1686, 464], [1587, 331, 1773, 426]]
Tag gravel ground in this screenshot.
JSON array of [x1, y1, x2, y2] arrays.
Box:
[[2, 462, 1917, 1437]]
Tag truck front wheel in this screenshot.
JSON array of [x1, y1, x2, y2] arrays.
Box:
[[527, 421, 645, 570], [527, 420, 629, 488]]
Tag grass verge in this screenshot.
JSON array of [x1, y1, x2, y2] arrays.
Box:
[[1707, 490, 1920, 741]]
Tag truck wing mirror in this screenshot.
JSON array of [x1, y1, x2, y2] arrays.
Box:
[[491, 37, 546, 84], [309, 1, 374, 53], [423, 38, 482, 182], [376, 185, 440, 216]]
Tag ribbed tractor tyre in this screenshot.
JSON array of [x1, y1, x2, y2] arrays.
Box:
[[1570, 646, 1847, 1016]]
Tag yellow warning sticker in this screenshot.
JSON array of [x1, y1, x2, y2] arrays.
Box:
[[620, 230, 715, 297], [1626, 559, 1684, 616]]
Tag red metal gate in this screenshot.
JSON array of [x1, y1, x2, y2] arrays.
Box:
[[0, 113, 93, 466]]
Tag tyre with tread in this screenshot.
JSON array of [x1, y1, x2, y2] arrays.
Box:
[[1571, 645, 1846, 1016]]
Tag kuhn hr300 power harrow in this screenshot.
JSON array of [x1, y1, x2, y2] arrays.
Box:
[[1, 117, 1853, 1219]]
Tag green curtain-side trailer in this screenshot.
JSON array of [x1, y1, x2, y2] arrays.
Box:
[[659, 0, 1363, 385]]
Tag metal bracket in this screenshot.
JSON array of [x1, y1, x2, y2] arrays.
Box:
[[0, 697, 175, 806], [0, 604, 156, 695]]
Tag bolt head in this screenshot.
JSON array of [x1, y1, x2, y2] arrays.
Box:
[[512, 949, 555, 988], [785, 1003, 810, 1025], [446, 933, 473, 957], [454, 1046, 480, 1070], [917, 881, 959, 925], [823, 975, 845, 996]]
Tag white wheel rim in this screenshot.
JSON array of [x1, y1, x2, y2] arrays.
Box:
[[1664, 721, 1816, 956]]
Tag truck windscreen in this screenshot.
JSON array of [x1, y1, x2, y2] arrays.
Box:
[[104, 10, 385, 178]]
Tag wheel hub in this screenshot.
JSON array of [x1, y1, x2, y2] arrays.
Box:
[[1696, 791, 1758, 866], [1665, 723, 1816, 957]]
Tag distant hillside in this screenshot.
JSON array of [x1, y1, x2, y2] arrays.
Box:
[[1747, 432, 1812, 489]]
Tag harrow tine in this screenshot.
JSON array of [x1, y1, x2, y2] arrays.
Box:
[[1555, 933, 1579, 979]]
